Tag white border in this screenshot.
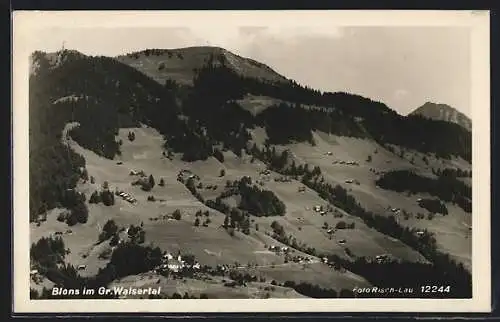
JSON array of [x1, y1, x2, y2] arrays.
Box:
[[12, 10, 491, 313]]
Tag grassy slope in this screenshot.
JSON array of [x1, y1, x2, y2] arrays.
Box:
[[31, 124, 372, 293], [280, 131, 472, 270]]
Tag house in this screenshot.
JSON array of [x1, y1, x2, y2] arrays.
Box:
[[417, 198, 423, 202], [130, 170, 138, 175], [345, 179, 354, 184], [193, 262, 201, 270], [326, 152, 333, 156], [322, 257, 328, 263], [313, 206, 322, 212], [167, 261, 183, 273], [338, 239, 346, 244], [163, 253, 174, 260], [77, 265, 86, 270], [298, 186, 306, 192], [416, 231, 425, 236], [327, 229, 333, 234], [320, 211, 326, 215], [30, 269, 38, 275]]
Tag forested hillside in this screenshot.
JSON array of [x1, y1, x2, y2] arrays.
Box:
[[29, 47, 471, 221]]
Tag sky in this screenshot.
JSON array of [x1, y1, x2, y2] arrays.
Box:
[[26, 25, 471, 117]]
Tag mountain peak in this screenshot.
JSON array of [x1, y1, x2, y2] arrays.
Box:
[[116, 46, 290, 86], [409, 102, 471, 131]]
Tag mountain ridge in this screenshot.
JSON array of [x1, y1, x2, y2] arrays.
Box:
[[115, 46, 291, 86]]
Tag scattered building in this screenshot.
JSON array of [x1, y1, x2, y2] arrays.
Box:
[[77, 265, 86, 270], [167, 261, 182, 273]]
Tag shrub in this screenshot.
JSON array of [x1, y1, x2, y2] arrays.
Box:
[[213, 149, 224, 163], [172, 209, 181, 220], [110, 234, 120, 246], [335, 221, 347, 229], [220, 169, 226, 177], [159, 178, 165, 187], [89, 191, 101, 204], [128, 131, 135, 142], [102, 219, 118, 240], [57, 211, 68, 222], [101, 190, 115, 206]]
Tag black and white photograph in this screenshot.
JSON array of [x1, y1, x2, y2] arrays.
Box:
[[13, 10, 491, 313]]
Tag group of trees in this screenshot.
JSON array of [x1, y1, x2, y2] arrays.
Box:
[[434, 167, 472, 178], [418, 198, 449, 215], [194, 210, 211, 227], [30, 236, 67, 269], [132, 174, 156, 191], [237, 178, 286, 217], [200, 176, 284, 235], [55, 190, 89, 226], [98, 219, 119, 242], [89, 189, 115, 206], [127, 224, 146, 244], [376, 170, 472, 213]]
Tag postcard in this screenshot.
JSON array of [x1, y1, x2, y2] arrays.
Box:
[[12, 10, 491, 313]]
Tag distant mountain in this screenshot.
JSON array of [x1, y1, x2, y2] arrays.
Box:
[[409, 102, 472, 132], [116, 46, 290, 86]]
